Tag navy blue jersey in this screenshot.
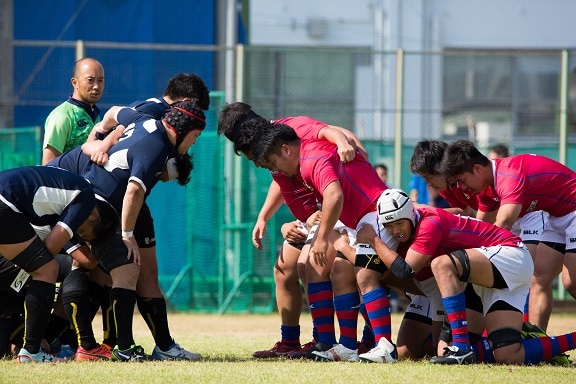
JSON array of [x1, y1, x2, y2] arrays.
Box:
[[129, 97, 169, 119], [78, 107, 177, 210], [49, 146, 92, 175], [0, 166, 94, 233], [47, 147, 104, 219]]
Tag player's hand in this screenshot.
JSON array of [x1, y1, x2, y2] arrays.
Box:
[[306, 210, 322, 230], [310, 238, 329, 266], [281, 221, 307, 243], [252, 219, 267, 250], [122, 235, 141, 265], [337, 142, 357, 163], [356, 223, 377, 245], [90, 151, 109, 165]]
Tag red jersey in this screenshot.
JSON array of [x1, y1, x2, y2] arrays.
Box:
[[477, 154, 576, 217], [410, 207, 522, 260], [269, 116, 327, 221], [272, 173, 318, 222], [439, 183, 479, 211], [299, 138, 386, 228]]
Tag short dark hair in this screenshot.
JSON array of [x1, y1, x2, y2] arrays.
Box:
[[174, 152, 193, 186], [373, 164, 388, 172], [438, 140, 490, 178], [489, 143, 509, 158], [164, 74, 210, 111], [90, 199, 119, 241], [410, 140, 448, 175], [252, 123, 300, 165], [217, 102, 269, 156]]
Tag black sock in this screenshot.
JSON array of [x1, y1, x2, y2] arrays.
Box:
[[0, 316, 23, 358], [62, 269, 98, 350], [23, 280, 55, 354], [99, 286, 116, 348], [137, 296, 173, 350], [110, 287, 137, 350], [44, 314, 69, 347]]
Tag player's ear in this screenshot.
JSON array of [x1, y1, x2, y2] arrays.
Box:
[[89, 207, 100, 221]]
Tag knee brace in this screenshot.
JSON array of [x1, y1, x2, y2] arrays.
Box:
[[488, 327, 521, 351], [61, 268, 89, 305], [11, 237, 53, 272], [447, 249, 471, 282]]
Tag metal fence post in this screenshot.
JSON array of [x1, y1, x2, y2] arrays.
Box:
[[393, 48, 404, 189], [75, 39, 84, 60]]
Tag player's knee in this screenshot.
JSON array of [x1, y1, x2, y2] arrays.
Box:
[[488, 327, 523, 364], [430, 254, 453, 274], [11, 237, 55, 275], [61, 268, 89, 303], [431, 250, 470, 282]]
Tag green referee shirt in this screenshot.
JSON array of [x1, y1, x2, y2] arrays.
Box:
[[43, 97, 101, 154]]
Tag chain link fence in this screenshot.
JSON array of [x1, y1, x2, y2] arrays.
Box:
[[3, 41, 576, 309]]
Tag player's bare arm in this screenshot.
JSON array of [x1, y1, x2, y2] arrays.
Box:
[[493, 203, 523, 230], [310, 181, 343, 266], [122, 180, 145, 265]]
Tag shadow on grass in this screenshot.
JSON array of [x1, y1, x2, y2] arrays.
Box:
[[201, 355, 311, 363]]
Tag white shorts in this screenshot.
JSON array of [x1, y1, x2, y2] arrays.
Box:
[[412, 277, 446, 321], [539, 211, 576, 251], [510, 210, 548, 243], [305, 220, 347, 242], [405, 294, 432, 319], [472, 245, 532, 315], [351, 211, 399, 255], [31, 224, 50, 241]]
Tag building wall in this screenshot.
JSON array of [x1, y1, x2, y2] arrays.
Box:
[[250, 0, 576, 49], [249, 0, 576, 140]]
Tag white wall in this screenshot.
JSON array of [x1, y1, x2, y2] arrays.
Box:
[[431, 0, 576, 49], [250, 0, 576, 49], [249, 0, 575, 139]]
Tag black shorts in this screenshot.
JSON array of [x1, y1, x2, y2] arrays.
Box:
[[134, 203, 156, 248], [0, 200, 36, 244], [355, 253, 387, 274], [55, 253, 73, 282], [0, 292, 25, 316], [90, 233, 134, 272]]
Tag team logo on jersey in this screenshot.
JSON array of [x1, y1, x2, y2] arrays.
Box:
[[523, 229, 539, 235], [77, 118, 88, 128], [302, 181, 314, 191]]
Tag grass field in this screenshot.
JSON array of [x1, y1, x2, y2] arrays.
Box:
[[1, 311, 576, 384]]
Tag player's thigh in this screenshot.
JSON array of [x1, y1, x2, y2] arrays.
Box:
[[534, 243, 564, 283]]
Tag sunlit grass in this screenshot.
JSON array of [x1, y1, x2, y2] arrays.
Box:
[[1, 312, 575, 383]]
